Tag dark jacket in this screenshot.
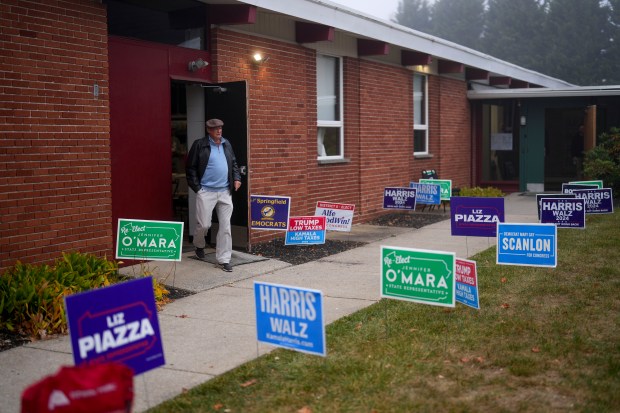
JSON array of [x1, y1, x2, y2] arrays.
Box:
[[185, 136, 241, 193]]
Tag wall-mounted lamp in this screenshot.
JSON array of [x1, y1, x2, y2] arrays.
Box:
[[252, 52, 269, 64], [520, 115, 527, 126], [188, 58, 208, 72]]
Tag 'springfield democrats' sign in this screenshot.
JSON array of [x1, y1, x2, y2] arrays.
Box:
[[496, 223, 557, 268], [450, 196, 504, 237], [250, 195, 290, 230]]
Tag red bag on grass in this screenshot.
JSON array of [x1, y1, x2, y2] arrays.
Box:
[[21, 362, 133, 413]]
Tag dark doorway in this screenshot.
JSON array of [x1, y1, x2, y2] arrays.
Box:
[[544, 108, 585, 190], [204, 81, 249, 249]]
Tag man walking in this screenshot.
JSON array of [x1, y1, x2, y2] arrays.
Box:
[[186, 119, 242, 272]]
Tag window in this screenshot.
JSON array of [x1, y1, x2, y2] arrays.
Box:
[[317, 54, 343, 159], [413, 73, 428, 155]]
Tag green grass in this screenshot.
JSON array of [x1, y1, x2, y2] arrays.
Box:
[[148, 212, 620, 413]]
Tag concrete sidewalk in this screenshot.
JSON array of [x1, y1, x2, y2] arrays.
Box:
[[0, 193, 537, 413]]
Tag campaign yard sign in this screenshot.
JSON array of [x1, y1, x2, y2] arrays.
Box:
[[562, 183, 598, 195], [116, 219, 183, 261], [569, 180, 603, 189], [450, 196, 505, 237], [315, 201, 355, 232], [496, 223, 557, 268], [540, 198, 586, 228], [409, 182, 441, 205], [535, 193, 575, 220], [254, 282, 326, 357], [65, 277, 165, 375], [381, 246, 455, 308], [455, 258, 479, 310], [383, 187, 417, 210], [250, 195, 290, 231], [572, 188, 614, 214], [285, 216, 326, 245], [419, 179, 452, 201]]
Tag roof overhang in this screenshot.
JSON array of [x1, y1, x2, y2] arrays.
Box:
[[229, 0, 574, 88], [468, 85, 620, 100]]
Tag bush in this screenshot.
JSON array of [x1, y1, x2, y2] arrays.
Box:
[[457, 186, 505, 197], [0, 252, 168, 339], [583, 127, 620, 193]]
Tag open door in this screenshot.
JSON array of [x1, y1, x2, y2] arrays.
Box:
[[205, 81, 249, 249]]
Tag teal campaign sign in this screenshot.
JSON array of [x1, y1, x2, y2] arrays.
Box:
[[419, 179, 452, 201], [381, 246, 455, 308], [116, 219, 183, 261], [497, 223, 557, 268], [569, 180, 603, 189]]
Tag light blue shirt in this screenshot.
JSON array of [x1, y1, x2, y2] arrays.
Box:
[[200, 137, 229, 191]]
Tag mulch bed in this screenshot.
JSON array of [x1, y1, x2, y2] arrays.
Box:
[[249, 211, 449, 265]]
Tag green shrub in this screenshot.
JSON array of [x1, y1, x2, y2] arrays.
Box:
[[457, 186, 505, 197], [583, 127, 620, 193], [0, 252, 168, 339]]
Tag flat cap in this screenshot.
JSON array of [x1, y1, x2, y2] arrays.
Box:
[[206, 118, 224, 128]]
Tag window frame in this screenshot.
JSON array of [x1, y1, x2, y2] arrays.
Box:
[[413, 73, 429, 156], [317, 54, 344, 161]]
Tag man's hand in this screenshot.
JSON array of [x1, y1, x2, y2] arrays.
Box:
[[234, 180, 242, 191]]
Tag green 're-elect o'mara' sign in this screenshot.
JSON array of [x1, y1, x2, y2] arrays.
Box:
[[381, 246, 455, 307]]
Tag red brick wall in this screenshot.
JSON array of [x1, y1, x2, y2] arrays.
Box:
[[438, 76, 472, 189], [212, 29, 473, 245], [0, 0, 111, 271]]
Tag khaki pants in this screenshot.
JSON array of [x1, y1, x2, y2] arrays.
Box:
[[194, 189, 233, 264]]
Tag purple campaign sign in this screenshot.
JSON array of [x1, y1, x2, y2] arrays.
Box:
[[383, 187, 417, 210], [250, 195, 291, 230], [65, 277, 165, 376], [572, 188, 614, 214], [540, 198, 586, 228], [450, 197, 505, 237], [536, 193, 575, 220]]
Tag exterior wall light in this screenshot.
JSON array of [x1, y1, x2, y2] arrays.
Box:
[[188, 58, 208, 72], [252, 53, 269, 64]]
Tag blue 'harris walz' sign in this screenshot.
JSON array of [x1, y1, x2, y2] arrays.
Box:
[[254, 282, 326, 357], [496, 223, 557, 268], [65, 277, 165, 375]]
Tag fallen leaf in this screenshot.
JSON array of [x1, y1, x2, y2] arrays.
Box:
[[355, 322, 363, 330], [501, 303, 510, 309], [181, 388, 189, 394], [501, 277, 507, 283], [298, 406, 313, 413], [213, 403, 224, 411], [531, 347, 541, 353], [177, 314, 189, 318], [460, 357, 470, 363], [240, 379, 258, 388], [474, 356, 485, 363]]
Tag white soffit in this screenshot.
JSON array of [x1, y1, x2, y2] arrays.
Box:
[[236, 0, 574, 88], [468, 85, 620, 100]]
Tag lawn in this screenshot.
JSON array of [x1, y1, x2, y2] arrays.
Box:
[[148, 212, 620, 413]]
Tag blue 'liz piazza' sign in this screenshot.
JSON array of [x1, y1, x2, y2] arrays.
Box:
[[496, 223, 557, 268], [450, 196, 505, 237], [65, 277, 165, 375], [254, 282, 326, 357]]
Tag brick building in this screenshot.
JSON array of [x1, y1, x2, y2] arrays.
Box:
[[1, 0, 616, 271]]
